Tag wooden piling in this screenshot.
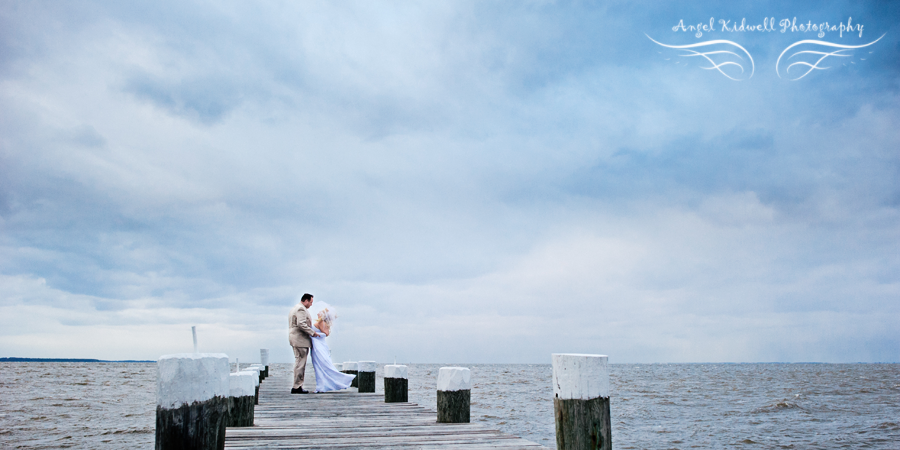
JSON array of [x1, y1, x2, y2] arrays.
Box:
[[436, 367, 470, 423], [227, 372, 256, 427], [239, 369, 260, 405], [342, 361, 359, 387], [155, 353, 229, 450], [383, 364, 408, 403], [358, 361, 376, 393], [259, 349, 269, 379], [552, 353, 611, 450], [246, 365, 263, 385]]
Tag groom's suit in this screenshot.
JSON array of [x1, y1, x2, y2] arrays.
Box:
[[288, 303, 316, 389]]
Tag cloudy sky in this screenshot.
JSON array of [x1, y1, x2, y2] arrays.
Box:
[[1, 1, 898, 364]]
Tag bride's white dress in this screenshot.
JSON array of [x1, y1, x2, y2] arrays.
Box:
[[310, 325, 355, 393]]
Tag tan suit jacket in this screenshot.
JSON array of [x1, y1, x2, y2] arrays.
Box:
[[288, 303, 315, 348]]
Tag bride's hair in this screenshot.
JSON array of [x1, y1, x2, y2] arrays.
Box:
[[317, 308, 337, 325]]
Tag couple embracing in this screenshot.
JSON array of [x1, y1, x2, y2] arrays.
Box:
[[288, 293, 356, 394]]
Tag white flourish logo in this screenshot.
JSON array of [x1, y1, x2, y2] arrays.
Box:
[[647, 35, 755, 81], [776, 34, 885, 80]]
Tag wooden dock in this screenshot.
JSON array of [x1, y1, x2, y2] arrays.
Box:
[[225, 368, 546, 449]]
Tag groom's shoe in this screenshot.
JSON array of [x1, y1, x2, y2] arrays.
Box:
[[291, 387, 310, 394]]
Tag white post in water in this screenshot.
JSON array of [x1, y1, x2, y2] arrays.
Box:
[[358, 361, 376, 393], [155, 353, 229, 449], [437, 367, 471, 423], [191, 326, 198, 353], [227, 372, 256, 427], [552, 353, 611, 450], [342, 361, 359, 387], [259, 349, 269, 378], [384, 365, 408, 403]]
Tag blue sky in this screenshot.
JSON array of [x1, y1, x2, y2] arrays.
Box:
[[1, 1, 898, 363]]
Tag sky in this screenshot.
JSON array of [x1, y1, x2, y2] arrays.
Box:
[[1, 0, 898, 364]]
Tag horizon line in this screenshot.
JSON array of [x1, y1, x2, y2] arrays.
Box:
[[3, 357, 897, 364]]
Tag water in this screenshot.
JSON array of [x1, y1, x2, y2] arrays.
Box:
[[1, 362, 898, 449], [0, 362, 156, 449]]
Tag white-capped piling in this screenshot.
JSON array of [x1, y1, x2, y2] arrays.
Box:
[[383, 365, 408, 403], [155, 353, 229, 449], [259, 349, 269, 379], [552, 353, 611, 450], [342, 361, 359, 387], [248, 364, 264, 384], [240, 368, 261, 405], [437, 367, 471, 423], [358, 361, 376, 393], [227, 372, 256, 427]]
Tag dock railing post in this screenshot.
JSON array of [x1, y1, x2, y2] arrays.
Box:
[[552, 353, 611, 450], [155, 353, 229, 450], [227, 372, 256, 427], [342, 361, 359, 387], [259, 349, 269, 379], [358, 361, 376, 393], [384, 365, 408, 402], [436, 367, 471, 423]]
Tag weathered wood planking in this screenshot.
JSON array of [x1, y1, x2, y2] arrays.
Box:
[[225, 367, 546, 449]]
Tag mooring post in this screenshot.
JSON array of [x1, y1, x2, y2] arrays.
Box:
[[240, 369, 261, 405], [155, 353, 229, 450], [437, 367, 471, 423], [383, 364, 408, 403], [357, 361, 376, 393], [342, 361, 359, 387], [552, 353, 611, 450], [248, 365, 263, 385], [259, 349, 269, 379], [227, 372, 256, 427]]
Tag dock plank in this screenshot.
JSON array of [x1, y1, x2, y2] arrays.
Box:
[[225, 368, 546, 449]]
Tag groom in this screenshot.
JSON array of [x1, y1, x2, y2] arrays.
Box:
[[288, 293, 320, 394]]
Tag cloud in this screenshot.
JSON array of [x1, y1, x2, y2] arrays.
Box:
[[125, 74, 245, 125]]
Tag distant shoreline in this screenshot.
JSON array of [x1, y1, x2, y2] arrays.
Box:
[[1, 357, 155, 363]]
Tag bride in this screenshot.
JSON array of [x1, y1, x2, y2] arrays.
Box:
[[308, 302, 355, 393]]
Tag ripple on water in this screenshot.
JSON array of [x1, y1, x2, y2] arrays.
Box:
[[752, 400, 807, 414], [873, 422, 899, 430]]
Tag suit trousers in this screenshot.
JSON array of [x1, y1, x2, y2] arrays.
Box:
[[292, 346, 310, 389]]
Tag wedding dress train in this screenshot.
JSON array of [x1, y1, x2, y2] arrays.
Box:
[[310, 325, 356, 393]]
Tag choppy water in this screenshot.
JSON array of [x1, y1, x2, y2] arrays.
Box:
[[1, 362, 898, 449], [0, 362, 156, 448]]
